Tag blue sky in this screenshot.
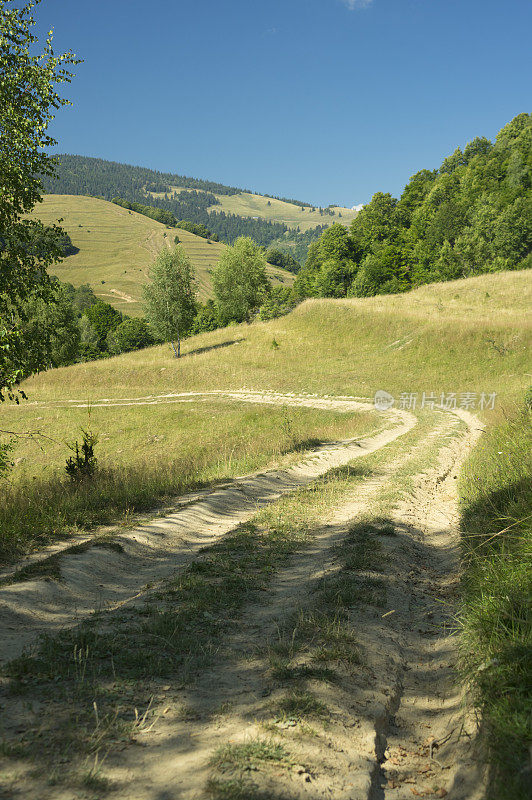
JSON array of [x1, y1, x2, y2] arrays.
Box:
[[35, 0, 531, 207]]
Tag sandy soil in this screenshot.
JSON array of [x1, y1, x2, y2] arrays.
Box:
[[82, 409, 485, 800]]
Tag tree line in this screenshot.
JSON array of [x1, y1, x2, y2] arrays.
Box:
[[111, 197, 220, 239], [12, 281, 156, 371], [41, 154, 245, 197], [294, 114, 531, 299]]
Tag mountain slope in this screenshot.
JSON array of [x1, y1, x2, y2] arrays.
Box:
[[42, 154, 358, 252], [30, 194, 294, 315], [146, 185, 357, 233]]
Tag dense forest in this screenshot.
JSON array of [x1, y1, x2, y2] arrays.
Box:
[[41, 154, 246, 197], [42, 154, 320, 250], [271, 225, 328, 266], [295, 113, 531, 298]]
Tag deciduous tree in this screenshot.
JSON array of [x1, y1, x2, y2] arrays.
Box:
[[0, 0, 79, 400], [143, 246, 197, 357], [212, 237, 270, 324]]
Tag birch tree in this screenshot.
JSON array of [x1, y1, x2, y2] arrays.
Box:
[[143, 247, 196, 358]]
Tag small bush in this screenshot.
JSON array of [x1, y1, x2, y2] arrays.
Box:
[[65, 429, 98, 482], [259, 286, 297, 321], [0, 439, 13, 479]]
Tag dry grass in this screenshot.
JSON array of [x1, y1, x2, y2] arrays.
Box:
[[2, 267, 528, 472], [29, 195, 294, 315], [0, 402, 374, 561], [0, 268, 528, 560], [337, 269, 532, 323], [9, 268, 530, 403]]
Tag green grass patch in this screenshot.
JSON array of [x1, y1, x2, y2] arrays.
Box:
[[206, 776, 278, 800], [459, 406, 532, 800], [207, 739, 293, 800], [273, 689, 329, 722], [210, 739, 290, 771]]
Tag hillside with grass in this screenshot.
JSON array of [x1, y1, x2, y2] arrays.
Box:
[[42, 154, 357, 256], [2, 267, 529, 560], [146, 185, 357, 233], [29, 195, 294, 315], [3, 2, 531, 797], [0, 268, 530, 800]]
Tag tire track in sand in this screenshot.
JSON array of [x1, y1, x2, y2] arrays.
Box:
[[0, 393, 414, 664]]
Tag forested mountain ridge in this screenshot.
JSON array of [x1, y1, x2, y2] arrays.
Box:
[[42, 155, 355, 256], [295, 113, 532, 298], [42, 154, 247, 197]]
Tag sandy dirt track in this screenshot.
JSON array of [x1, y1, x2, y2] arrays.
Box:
[[0, 393, 487, 800], [0, 393, 414, 664], [88, 408, 485, 800]]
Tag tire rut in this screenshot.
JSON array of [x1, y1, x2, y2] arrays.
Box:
[[90, 413, 463, 800], [368, 409, 486, 800], [0, 396, 414, 665]]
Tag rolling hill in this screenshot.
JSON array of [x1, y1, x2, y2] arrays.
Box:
[[30, 195, 295, 316], [2, 268, 529, 486], [41, 154, 359, 258]]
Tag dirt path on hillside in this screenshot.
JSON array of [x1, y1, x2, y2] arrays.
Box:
[[31, 389, 372, 410], [0, 398, 487, 800], [75, 409, 483, 800], [0, 395, 414, 664]]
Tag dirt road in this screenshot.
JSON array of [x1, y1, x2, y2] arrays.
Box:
[[0, 392, 487, 800]]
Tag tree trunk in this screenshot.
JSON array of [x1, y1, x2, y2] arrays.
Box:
[[170, 341, 179, 358], [177, 329, 180, 358]]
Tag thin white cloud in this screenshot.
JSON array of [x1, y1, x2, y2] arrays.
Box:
[[341, 0, 374, 9]]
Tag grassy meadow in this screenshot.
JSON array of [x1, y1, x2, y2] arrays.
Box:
[[147, 187, 358, 232], [0, 268, 529, 563], [29, 195, 294, 315], [0, 401, 376, 563], [11, 268, 532, 403]]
